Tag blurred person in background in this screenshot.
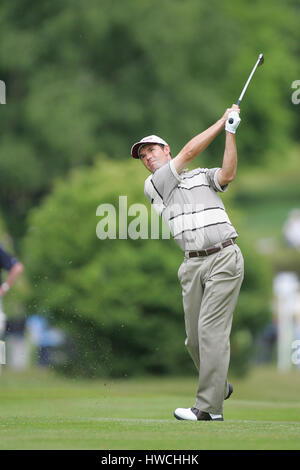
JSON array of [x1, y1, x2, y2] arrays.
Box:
[[0, 243, 24, 372], [283, 209, 300, 249], [26, 314, 66, 367], [0, 243, 24, 339]]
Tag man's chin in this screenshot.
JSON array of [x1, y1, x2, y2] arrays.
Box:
[[150, 163, 163, 173], [148, 165, 156, 173]]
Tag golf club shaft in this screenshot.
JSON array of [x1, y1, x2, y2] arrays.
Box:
[[237, 56, 262, 105], [228, 53, 264, 123]]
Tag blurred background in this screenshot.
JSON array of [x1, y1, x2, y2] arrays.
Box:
[[0, 0, 300, 380]]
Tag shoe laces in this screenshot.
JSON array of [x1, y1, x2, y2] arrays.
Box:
[[191, 407, 199, 417]]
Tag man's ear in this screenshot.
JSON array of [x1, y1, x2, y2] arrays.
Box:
[[163, 145, 171, 159]]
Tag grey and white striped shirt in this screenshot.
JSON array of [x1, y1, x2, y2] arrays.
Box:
[[144, 160, 238, 252]]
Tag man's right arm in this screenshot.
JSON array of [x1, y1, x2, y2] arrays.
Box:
[[0, 262, 24, 297], [172, 106, 236, 174]]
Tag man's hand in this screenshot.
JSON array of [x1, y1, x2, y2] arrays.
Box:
[[221, 104, 240, 124], [225, 111, 241, 134], [0, 282, 10, 297]]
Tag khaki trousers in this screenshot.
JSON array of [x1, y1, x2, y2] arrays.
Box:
[[178, 243, 244, 414]]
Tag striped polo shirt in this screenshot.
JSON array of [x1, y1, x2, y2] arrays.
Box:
[[144, 160, 238, 252]]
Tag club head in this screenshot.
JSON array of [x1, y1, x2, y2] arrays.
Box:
[[258, 53, 264, 66]]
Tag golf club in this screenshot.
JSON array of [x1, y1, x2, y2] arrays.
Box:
[[228, 53, 264, 123]]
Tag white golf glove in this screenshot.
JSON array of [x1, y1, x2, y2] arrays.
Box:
[[225, 111, 241, 134]]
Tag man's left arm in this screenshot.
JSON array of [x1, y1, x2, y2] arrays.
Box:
[[217, 105, 241, 186], [217, 132, 238, 186]]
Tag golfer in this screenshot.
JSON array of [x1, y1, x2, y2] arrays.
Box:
[[131, 105, 244, 421]]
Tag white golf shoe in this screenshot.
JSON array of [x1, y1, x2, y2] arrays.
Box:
[[174, 407, 223, 421], [174, 407, 198, 421]]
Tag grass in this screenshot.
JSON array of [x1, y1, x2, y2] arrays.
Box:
[[0, 365, 300, 450]]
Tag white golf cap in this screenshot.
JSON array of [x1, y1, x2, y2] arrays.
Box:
[[131, 135, 169, 159]]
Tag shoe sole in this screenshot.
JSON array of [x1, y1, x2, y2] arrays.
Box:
[[174, 411, 224, 421], [173, 411, 196, 421]]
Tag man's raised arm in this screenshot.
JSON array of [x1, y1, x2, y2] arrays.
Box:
[[172, 105, 240, 174]]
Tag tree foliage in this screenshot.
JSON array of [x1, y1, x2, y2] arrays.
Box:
[[0, 0, 299, 238], [0, 0, 298, 378]]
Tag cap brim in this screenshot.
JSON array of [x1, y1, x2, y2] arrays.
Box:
[[131, 142, 143, 159], [131, 137, 168, 158]]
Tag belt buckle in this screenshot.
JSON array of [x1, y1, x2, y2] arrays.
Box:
[[208, 246, 220, 256]]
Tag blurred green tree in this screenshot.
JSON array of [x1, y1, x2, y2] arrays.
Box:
[[0, 0, 299, 239]]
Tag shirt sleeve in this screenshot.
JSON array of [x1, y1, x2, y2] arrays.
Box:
[[146, 161, 181, 204], [205, 168, 229, 193], [0, 245, 18, 271]]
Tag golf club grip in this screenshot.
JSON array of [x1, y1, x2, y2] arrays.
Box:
[[228, 99, 241, 124]]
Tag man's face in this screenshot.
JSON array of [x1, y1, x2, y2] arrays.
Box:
[[139, 144, 171, 173]]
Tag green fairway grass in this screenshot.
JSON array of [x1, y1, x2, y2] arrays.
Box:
[[0, 365, 300, 450]]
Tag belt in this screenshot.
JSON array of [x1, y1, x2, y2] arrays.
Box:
[[187, 238, 236, 258]]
